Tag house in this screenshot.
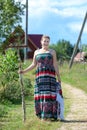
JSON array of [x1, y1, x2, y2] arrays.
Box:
[[74, 52, 86, 62], [3, 34, 43, 59], [26, 34, 42, 58], [1, 26, 43, 59], [14, 34, 43, 58]]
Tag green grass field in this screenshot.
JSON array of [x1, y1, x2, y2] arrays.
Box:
[[60, 61, 87, 93], [0, 61, 87, 130]]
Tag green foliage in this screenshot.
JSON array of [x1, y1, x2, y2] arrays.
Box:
[[0, 49, 32, 104], [50, 39, 74, 61], [0, 0, 25, 42], [0, 104, 8, 117], [0, 49, 19, 85], [0, 25, 25, 52], [84, 54, 87, 61], [82, 44, 87, 52], [0, 78, 32, 104]]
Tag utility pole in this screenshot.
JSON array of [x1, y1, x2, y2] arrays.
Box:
[[20, 0, 28, 122], [24, 0, 28, 61], [69, 11, 87, 69]]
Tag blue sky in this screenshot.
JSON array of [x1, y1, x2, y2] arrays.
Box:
[[16, 0, 87, 45]]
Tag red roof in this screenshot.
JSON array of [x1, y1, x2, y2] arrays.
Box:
[[4, 32, 43, 50], [28, 34, 42, 49], [74, 52, 86, 62]]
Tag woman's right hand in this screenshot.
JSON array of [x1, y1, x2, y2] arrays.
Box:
[[18, 70, 24, 74]]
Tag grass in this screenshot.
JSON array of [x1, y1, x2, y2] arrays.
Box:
[[0, 60, 87, 130], [0, 98, 67, 130], [60, 61, 87, 93]]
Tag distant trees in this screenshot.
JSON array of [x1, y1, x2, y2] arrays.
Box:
[[81, 44, 87, 61], [50, 39, 74, 61], [81, 44, 87, 52]]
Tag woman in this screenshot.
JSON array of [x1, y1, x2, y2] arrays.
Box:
[[19, 35, 63, 121]]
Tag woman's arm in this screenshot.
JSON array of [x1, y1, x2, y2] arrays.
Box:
[[52, 50, 61, 82], [19, 51, 37, 74]]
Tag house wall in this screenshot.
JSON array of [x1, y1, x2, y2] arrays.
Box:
[[27, 41, 37, 59]]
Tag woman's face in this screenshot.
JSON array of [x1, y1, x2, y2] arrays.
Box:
[[41, 38, 50, 49]]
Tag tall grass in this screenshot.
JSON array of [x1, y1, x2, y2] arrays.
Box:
[[60, 61, 87, 93]]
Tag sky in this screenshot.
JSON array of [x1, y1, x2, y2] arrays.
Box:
[[16, 0, 87, 45]]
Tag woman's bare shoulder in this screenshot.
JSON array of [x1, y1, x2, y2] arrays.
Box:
[[34, 49, 41, 55], [49, 49, 56, 55]]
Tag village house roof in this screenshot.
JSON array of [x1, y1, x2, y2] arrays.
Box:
[[7, 34, 42, 49], [1, 32, 43, 59], [28, 34, 42, 49], [74, 52, 86, 62]]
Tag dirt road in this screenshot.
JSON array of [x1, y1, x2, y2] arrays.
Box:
[[58, 83, 87, 130]]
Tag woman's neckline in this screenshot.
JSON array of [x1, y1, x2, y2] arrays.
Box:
[[36, 52, 53, 57], [39, 48, 49, 53], [36, 48, 53, 57], [37, 52, 50, 54]]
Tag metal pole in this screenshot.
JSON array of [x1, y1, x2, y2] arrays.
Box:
[[24, 0, 28, 61], [69, 11, 87, 69]]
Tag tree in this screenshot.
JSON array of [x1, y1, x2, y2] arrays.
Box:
[[0, 0, 25, 43], [0, 25, 24, 51], [50, 39, 74, 61], [82, 44, 87, 52]]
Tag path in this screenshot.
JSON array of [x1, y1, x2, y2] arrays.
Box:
[[58, 83, 87, 130]]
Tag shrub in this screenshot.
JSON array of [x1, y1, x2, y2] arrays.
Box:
[[0, 104, 8, 117], [0, 78, 32, 104], [0, 49, 33, 104]]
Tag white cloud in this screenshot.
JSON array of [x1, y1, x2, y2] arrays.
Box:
[[15, 0, 87, 43], [67, 21, 87, 33], [28, 0, 87, 19], [15, 0, 87, 18], [16, 0, 87, 6], [52, 0, 87, 7]]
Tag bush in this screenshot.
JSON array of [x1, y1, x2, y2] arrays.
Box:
[[0, 78, 32, 104], [0, 49, 33, 104], [0, 104, 8, 117]]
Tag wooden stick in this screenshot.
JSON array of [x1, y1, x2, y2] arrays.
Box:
[[19, 65, 26, 122], [18, 49, 26, 122]]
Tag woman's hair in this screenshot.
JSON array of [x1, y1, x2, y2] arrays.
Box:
[[41, 35, 50, 41]]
